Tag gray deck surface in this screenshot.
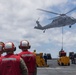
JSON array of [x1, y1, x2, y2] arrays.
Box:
[[37, 59, 76, 75]]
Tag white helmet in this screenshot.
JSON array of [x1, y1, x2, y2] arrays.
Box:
[[4, 42, 16, 52], [19, 40, 31, 49]]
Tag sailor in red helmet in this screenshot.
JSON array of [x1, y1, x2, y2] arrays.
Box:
[[0, 42, 28, 75], [18, 40, 37, 75], [0, 42, 4, 57]]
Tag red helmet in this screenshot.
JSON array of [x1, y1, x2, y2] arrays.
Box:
[[19, 40, 31, 49], [0, 42, 4, 52], [4, 42, 16, 52]]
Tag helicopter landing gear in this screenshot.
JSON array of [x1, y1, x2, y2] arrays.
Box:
[[69, 25, 71, 28]]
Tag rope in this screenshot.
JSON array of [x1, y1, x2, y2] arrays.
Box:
[[61, 27, 64, 50]]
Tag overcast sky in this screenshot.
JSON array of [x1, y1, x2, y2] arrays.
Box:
[[1, 0, 76, 58]]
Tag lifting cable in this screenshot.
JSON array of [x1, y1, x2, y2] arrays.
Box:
[[61, 27, 64, 50], [42, 27, 64, 75]]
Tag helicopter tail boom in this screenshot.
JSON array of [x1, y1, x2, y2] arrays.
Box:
[[34, 21, 44, 30]]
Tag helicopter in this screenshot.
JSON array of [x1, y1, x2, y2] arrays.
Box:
[[34, 7, 76, 33]]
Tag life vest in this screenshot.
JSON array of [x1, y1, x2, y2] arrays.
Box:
[[0, 54, 22, 75], [19, 50, 36, 75]]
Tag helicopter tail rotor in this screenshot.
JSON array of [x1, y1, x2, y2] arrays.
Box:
[[36, 17, 40, 24], [35, 17, 43, 29]]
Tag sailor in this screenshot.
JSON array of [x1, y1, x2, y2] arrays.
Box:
[[44, 53, 47, 65], [18, 40, 37, 75], [0, 42, 4, 57], [0, 42, 28, 75]]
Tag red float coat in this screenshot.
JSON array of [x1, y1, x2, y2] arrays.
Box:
[[0, 54, 22, 75], [19, 50, 36, 75]]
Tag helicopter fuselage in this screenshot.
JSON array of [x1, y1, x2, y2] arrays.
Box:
[[35, 7, 76, 32], [41, 16, 76, 29]]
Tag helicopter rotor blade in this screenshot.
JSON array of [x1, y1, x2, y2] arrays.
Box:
[[65, 7, 76, 14], [48, 16, 59, 20], [37, 9, 60, 15]]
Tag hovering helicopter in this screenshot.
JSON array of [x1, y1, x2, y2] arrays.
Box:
[[34, 7, 76, 33]]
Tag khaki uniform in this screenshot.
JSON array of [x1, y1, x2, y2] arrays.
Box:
[[20, 58, 28, 75]]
